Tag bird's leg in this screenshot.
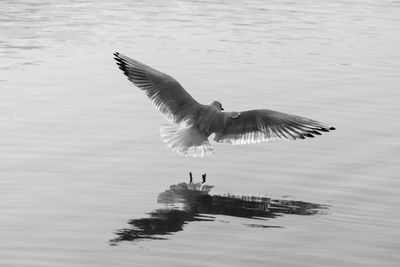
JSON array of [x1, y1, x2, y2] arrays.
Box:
[[201, 173, 206, 184], [189, 172, 193, 183]]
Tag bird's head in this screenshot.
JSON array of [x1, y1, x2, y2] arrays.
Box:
[[210, 101, 224, 111]]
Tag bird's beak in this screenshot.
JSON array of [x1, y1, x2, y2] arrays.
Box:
[[221, 107, 224, 110]]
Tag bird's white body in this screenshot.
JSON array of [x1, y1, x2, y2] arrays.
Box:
[[160, 124, 214, 157]]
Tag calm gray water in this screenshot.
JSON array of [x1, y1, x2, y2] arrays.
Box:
[[1, 0, 400, 266]]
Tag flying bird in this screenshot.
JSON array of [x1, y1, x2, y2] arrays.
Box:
[[114, 53, 335, 157]]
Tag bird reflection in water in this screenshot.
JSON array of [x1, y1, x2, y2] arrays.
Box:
[[110, 173, 329, 245]]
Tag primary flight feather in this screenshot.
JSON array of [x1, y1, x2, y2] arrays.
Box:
[[114, 52, 335, 157]]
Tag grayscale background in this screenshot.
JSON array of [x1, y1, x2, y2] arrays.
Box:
[[1, 0, 399, 266]]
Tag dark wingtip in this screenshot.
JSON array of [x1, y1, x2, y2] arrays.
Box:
[[113, 53, 130, 77], [330, 127, 336, 130], [113, 53, 122, 62]]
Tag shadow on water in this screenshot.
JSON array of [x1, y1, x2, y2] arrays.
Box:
[[110, 174, 329, 245]]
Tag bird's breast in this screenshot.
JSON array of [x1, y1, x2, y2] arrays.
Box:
[[194, 106, 224, 135]]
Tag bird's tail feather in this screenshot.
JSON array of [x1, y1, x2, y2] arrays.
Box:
[[160, 124, 214, 157]]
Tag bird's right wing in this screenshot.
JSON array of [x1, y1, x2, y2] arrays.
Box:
[[114, 52, 201, 124], [214, 109, 335, 145]]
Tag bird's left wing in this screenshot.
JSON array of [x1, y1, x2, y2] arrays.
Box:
[[114, 52, 201, 124], [214, 109, 335, 145]]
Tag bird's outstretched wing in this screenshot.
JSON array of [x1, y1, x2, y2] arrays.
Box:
[[214, 109, 335, 145], [114, 52, 201, 124]]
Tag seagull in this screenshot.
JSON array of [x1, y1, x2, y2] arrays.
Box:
[[114, 52, 335, 157]]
